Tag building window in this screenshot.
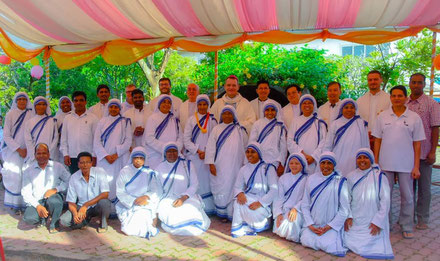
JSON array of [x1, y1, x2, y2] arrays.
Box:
[[341, 44, 389, 57]]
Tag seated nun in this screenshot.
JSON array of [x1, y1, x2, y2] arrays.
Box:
[[300, 152, 349, 257], [156, 142, 211, 236], [344, 148, 394, 259], [231, 142, 278, 238], [115, 147, 162, 239], [272, 153, 308, 242]]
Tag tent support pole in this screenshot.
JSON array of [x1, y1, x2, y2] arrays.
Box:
[[430, 31, 437, 96], [44, 53, 51, 100], [214, 51, 218, 101]]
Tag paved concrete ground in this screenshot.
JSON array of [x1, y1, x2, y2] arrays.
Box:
[[1, 170, 439, 261]]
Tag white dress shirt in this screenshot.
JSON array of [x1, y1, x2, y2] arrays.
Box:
[[357, 90, 390, 132], [89, 102, 107, 119]]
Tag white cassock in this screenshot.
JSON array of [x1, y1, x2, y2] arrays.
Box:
[[123, 104, 151, 147], [156, 158, 211, 236], [149, 94, 183, 118], [249, 118, 287, 166], [282, 103, 300, 130], [287, 114, 327, 174], [116, 164, 161, 238], [2, 106, 32, 209], [357, 90, 390, 132], [121, 101, 134, 115], [24, 114, 58, 162], [323, 116, 369, 176], [272, 173, 307, 242], [179, 100, 197, 130], [345, 167, 394, 259], [184, 112, 218, 215], [143, 112, 183, 169], [318, 101, 341, 127], [205, 123, 248, 219], [231, 161, 278, 237], [300, 171, 349, 257], [250, 98, 283, 120], [94, 115, 132, 203]]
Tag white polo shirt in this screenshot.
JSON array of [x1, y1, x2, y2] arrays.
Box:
[[372, 107, 425, 173], [66, 167, 109, 208]]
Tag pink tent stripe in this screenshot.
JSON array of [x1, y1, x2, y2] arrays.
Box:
[[3, 0, 75, 43], [73, 0, 150, 39], [152, 0, 209, 37], [399, 0, 440, 27], [315, 0, 362, 29], [233, 0, 278, 32]]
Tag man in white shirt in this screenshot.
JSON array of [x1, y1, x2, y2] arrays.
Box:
[[60, 91, 99, 174], [123, 89, 151, 148], [179, 83, 199, 129], [318, 81, 342, 127], [357, 70, 391, 149], [60, 151, 111, 233], [121, 84, 136, 114], [149, 78, 183, 118], [250, 80, 283, 120], [22, 143, 70, 233], [282, 84, 302, 128], [89, 84, 110, 119], [210, 75, 256, 133]]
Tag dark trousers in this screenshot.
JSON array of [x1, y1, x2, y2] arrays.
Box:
[[60, 199, 111, 229], [68, 158, 79, 174], [414, 160, 433, 224], [23, 193, 64, 229]]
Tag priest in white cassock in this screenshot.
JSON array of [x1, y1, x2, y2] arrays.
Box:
[[116, 147, 162, 239], [318, 82, 342, 126], [148, 78, 183, 118], [210, 75, 256, 133], [231, 143, 278, 237], [156, 142, 211, 236], [54, 96, 73, 162], [323, 98, 369, 176], [24, 96, 58, 162], [344, 148, 394, 259], [143, 94, 183, 169], [282, 84, 302, 129], [249, 100, 287, 176], [183, 94, 217, 215], [300, 152, 349, 257], [89, 84, 110, 119], [94, 99, 132, 207], [205, 105, 248, 220], [287, 94, 327, 174], [123, 89, 151, 148], [2, 92, 33, 212], [250, 80, 283, 120], [179, 83, 199, 130], [273, 153, 308, 242]]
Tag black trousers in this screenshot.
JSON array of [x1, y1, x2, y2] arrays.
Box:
[[23, 193, 64, 229], [60, 199, 111, 229], [68, 157, 79, 174]]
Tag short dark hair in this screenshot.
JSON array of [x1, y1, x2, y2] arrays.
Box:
[[410, 73, 426, 82], [159, 78, 171, 86], [257, 80, 270, 88], [286, 84, 301, 94], [131, 89, 144, 97], [368, 70, 382, 78], [77, 151, 93, 161], [327, 81, 341, 90], [390, 85, 407, 97], [72, 91, 87, 101], [34, 143, 49, 154], [96, 84, 110, 94]]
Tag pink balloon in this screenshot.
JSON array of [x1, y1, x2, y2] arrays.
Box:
[[31, 65, 44, 79], [0, 55, 11, 65]]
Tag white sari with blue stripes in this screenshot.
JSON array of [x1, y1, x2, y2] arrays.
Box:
[[24, 114, 58, 162]]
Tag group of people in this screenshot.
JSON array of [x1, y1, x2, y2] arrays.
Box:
[[0, 71, 438, 259]]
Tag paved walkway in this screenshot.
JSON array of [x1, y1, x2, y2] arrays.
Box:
[[1, 170, 440, 261]]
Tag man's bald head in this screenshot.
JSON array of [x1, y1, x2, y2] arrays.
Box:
[[187, 83, 200, 102]]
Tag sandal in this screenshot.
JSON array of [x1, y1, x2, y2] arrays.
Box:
[[416, 223, 428, 230], [402, 231, 414, 239], [97, 227, 108, 233]]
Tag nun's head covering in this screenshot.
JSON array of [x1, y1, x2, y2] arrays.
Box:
[[155, 94, 174, 114], [219, 105, 239, 124], [355, 147, 377, 169], [285, 153, 308, 175], [299, 94, 317, 115], [337, 98, 358, 119], [32, 96, 51, 115], [246, 142, 263, 162], [11, 92, 31, 110], [56, 96, 73, 116], [105, 98, 122, 117], [162, 141, 180, 161], [319, 151, 337, 167], [262, 100, 280, 120], [131, 146, 147, 160], [196, 94, 211, 108]]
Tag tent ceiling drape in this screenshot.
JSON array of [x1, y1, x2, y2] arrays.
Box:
[[0, 0, 439, 69]]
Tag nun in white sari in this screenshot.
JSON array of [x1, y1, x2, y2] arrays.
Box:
[[156, 142, 211, 236], [205, 105, 248, 220], [116, 147, 161, 239], [143, 94, 183, 169], [231, 142, 278, 237], [2, 92, 32, 210], [323, 98, 369, 176], [287, 95, 327, 174], [94, 99, 132, 205], [344, 148, 394, 259], [273, 153, 308, 242], [54, 96, 73, 162], [24, 96, 58, 162], [183, 94, 218, 215], [300, 152, 349, 257]]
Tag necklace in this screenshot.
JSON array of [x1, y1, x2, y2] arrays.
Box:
[[195, 112, 209, 133]]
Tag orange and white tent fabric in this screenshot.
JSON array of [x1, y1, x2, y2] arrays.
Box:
[[0, 0, 439, 69]]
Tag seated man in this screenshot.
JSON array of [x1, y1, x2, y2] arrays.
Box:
[[21, 143, 71, 233], [60, 152, 111, 233]]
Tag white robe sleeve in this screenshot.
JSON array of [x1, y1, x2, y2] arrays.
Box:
[[93, 120, 109, 161], [287, 122, 302, 154], [259, 165, 278, 207], [278, 127, 287, 165], [181, 161, 198, 198], [328, 179, 350, 231], [143, 117, 167, 153], [90, 116, 98, 157], [116, 170, 136, 209], [300, 180, 314, 227], [233, 166, 246, 198], [116, 119, 133, 157], [248, 123, 259, 143], [204, 128, 218, 165], [49, 118, 59, 156], [311, 121, 327, 163], [371, 174, 391, 229], [146, 173, 162, 208], [23, 120, 34, 159], [323, 122, 336, 152], [272, 178, 285, 218], [3, 111, 20, 151], [176, 120, 184, 153], [183, 118, 199, 154]]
